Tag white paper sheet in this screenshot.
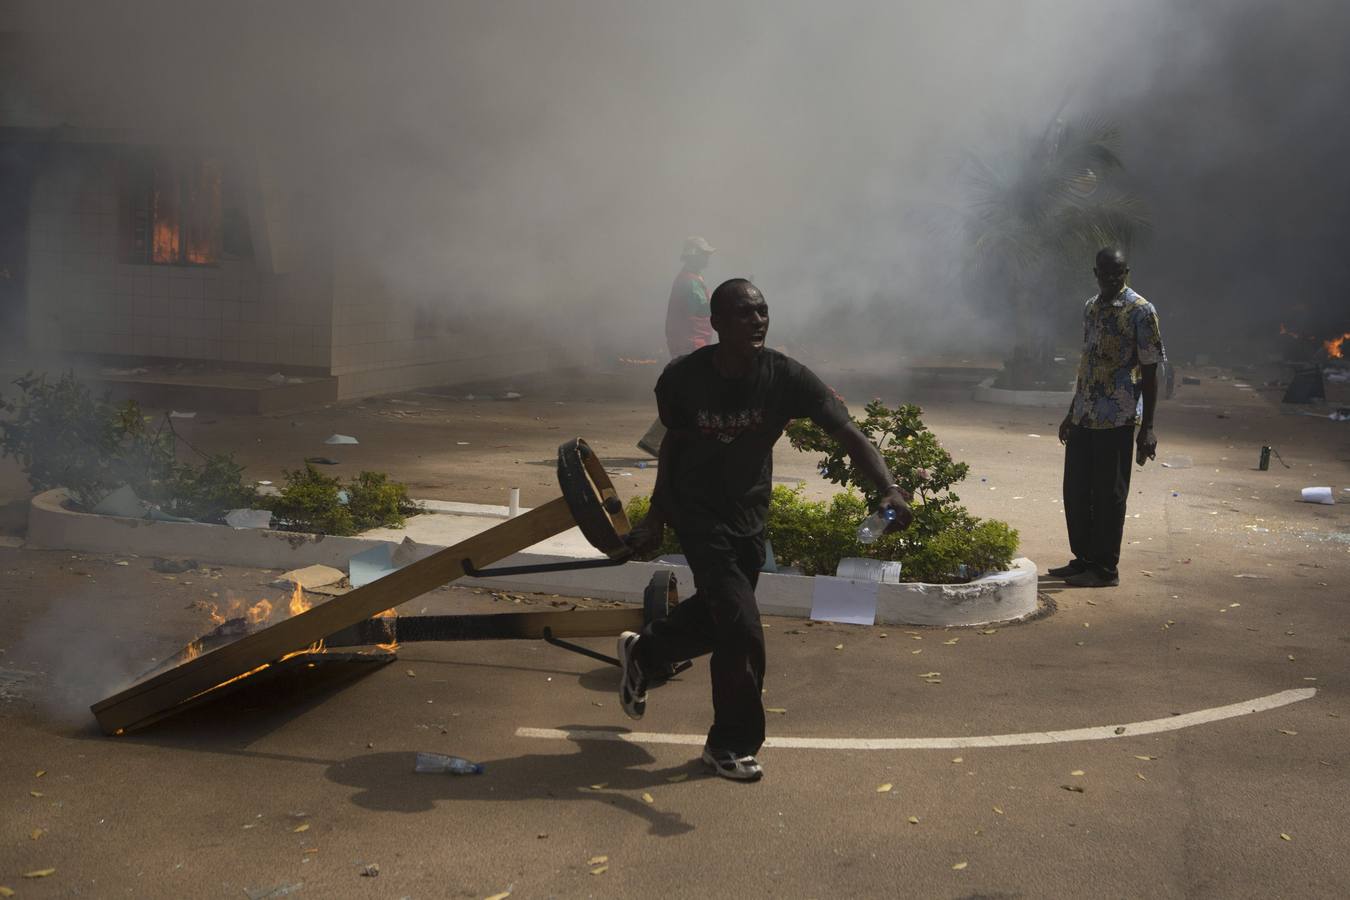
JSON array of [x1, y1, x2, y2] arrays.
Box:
[[809, 575, 880, 626]]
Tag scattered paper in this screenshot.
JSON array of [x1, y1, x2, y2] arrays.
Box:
[[323, 434, 359, 445], [276, 564, 344, 590], [225, 508, 273, 529]]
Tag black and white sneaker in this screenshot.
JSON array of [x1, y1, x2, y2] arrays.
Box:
[[701, 746, 764, 782], [617, 631, 648, 720]]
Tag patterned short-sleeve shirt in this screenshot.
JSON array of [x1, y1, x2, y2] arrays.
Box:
[[1071, 286, 1165, 428]]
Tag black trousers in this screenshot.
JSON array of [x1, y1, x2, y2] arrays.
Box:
[[637, 529, 767, 756], [1063, 424, 1136, 577]]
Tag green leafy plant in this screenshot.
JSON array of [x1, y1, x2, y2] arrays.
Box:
[[264, 464, 356, 535], [346, 470, 417, 532], [167, 453, 261, 521]]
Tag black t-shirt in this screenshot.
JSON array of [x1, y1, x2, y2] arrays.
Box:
[[655, 346, 850, 537]]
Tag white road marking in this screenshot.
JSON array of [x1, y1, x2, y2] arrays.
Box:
[[517, 687, 1315, 750]]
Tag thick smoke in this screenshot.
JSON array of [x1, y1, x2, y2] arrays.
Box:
[[8, 0, 1350, 365]]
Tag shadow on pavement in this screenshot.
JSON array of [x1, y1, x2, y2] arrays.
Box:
[[325, 733, 701, 836]]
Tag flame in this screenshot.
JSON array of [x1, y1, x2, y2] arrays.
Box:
[[288, 583, 312, 618], [1324, 332, 1349, 359], [246, 599, 273, 625], [374, 607, 399, 652]]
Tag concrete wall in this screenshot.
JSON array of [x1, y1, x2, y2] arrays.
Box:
[[24, 145, 333, 370]]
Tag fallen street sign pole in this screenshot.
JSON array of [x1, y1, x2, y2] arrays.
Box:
[[91, 438, 631, 735]]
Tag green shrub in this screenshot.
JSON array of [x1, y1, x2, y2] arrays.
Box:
[[0, 371, 419, 534], [346, 470, 417, 532], [264, 464, 356, 535], [0, 371, 136, 508], [167, 454, 261, 521]]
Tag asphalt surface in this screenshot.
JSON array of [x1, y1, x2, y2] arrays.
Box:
[[1, 364, 1347, 898]]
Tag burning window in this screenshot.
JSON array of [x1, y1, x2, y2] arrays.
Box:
[[120, 153, 251, 266]]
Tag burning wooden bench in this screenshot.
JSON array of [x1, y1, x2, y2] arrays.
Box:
[[92, 438, 678, 734]]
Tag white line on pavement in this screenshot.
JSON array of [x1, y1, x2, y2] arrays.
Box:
[[516, 687, 1316, 750]]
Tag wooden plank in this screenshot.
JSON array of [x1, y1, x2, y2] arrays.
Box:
[[325, 608, 645, 646], [92, 496, 578, 734]]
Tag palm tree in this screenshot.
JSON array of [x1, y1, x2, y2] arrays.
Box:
[[959, 115, 1150, 387]]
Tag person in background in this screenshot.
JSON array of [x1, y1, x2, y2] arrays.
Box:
[[1053, 247, 1164, 588], [620, 278, 913, 780], [637, 236, 716, 457]]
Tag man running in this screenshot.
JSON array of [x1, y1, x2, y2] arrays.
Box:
[[620, 278, 913, 781]]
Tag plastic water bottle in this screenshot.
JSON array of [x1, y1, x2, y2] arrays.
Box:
[[414, 752, 484, 775], [856, 507, 897, 545]]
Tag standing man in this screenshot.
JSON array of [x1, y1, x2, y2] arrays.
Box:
[[1053, 247, 1164, 588], [620, 278, 913, 781], [637, 236, 716, 457]]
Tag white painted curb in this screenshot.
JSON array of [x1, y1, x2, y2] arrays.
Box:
[[972, 376, 1075, 409], [26, 489, 1038, 627]]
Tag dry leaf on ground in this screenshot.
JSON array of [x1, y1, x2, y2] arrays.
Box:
[[22, 869, 56, 878], [952, 861, 968, 870], [642, 792, 655, 804], [907, 816, 919, 824], [666, 773, 688, 783], [292, 823, 310, 833], [877, 783, 893, 793], [1061, 785, 1085, 793], [587, 856, 608, 866], [590, 866, 609, 876]]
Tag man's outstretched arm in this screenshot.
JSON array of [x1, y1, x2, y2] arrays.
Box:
[[830, 422, 914, 531]]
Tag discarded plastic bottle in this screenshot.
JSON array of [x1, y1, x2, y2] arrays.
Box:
[[414, 752, 484, 775], [856, 507, 897, 545]]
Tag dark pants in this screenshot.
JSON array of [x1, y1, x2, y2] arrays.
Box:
[[637, 529, 767, 756], [1063, 424, 1135, 577]]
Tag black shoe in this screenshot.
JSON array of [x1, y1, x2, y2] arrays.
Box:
[[1064, 569, 1120, 588], [617, 631, 647, 720], [1047, 560, 1087, 578], [701, 746, 764, 782]]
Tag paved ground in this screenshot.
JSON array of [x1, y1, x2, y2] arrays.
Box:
[[1, 363, 1347, 897]]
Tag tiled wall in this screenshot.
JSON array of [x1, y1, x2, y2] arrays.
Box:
[[24, 149, 332, 370]]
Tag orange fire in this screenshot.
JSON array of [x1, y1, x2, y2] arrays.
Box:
[[1324, 332, 1349, 359]]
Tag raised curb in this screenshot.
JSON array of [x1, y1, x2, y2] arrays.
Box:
[[26, 489, 1038, 627], [972, 376, 1075, 409]]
